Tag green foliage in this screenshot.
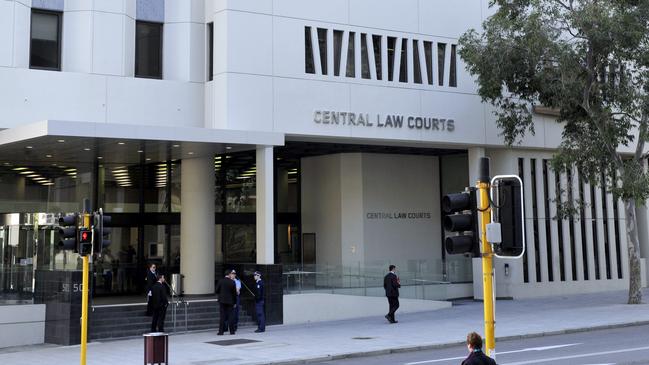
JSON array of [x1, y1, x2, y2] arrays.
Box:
[[459, 0, 649, 204]]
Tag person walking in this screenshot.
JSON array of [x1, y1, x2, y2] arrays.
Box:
[[215, 269, 237, 335], [145, 263, 157, 316], [253, 271, 265, 333], [383, 264, 400, 323], [149, 274, 169, 332], [461, 332, 497, 365], [231, 270, 241, 332]]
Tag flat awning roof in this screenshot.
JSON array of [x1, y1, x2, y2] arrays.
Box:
[[0, 120, 284, 164]]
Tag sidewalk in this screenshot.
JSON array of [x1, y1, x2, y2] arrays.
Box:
[[1, 289, 647, 365]]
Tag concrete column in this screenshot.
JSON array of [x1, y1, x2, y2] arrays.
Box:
[[180, 156, 215, 294], [164, 0, 205, 82], [256, 146, 274, 264]]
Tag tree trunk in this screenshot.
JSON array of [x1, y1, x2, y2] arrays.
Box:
[[624, 199, 643, 304]]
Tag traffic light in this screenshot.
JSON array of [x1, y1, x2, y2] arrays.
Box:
[[78, 228, 92, 256], [57, 213, 79, 251], [93, 209, 111, 256], [442, 187, 480, 257], [491, 176, 525, 257]]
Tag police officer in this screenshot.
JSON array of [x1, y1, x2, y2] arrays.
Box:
[[253, 271, 265, 333]]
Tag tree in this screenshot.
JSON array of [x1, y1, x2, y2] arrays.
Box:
[[459, 0, 649, 304]]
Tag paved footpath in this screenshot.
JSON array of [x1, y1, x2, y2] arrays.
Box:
[[1, 289, 648, 365]]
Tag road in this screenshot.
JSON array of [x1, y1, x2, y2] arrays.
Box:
[[312, 324, 649, 365]]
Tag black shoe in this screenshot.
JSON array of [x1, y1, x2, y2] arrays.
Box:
[[391, 320, 398, 324], [385, 314, 391, 322], [254, 329, 264, 333], [217, 332, 224, 336]]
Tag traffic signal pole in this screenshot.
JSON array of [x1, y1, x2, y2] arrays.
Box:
[[478, 158, 495, 358], [80, 213, 91, 365]]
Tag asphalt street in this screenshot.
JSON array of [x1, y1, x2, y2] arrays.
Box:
[[313, 324, 649, 365]]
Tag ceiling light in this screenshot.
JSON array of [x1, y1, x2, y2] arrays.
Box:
[[57, 139, 65, 143], [83, 148, 91, 151], [112, 169, 127, 173], [45, 155, 52, 158], [146, 158, 151, 161], [26, 146, 33, 149], [12, 167, 28, 171], [19, 171, 35, 175], [226, 146, 232, 150], [33, 177, 48, 181], [98, 156, 103, 159], [188, 152, 194, 155], [64, 169, 76, 172], [118, 142, 125, 145], [27, 174, 40, 178], [173, 144, 180, 148], [41, 182, 55, 186], [137, 150, 144, 153]]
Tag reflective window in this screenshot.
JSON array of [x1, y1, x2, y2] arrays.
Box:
[[207, 22, 214, 81], [224, 224, 255, 263], [135, 21, 163, 79], [102, 164, 140, 213], [30, 10, 61, 70], [346, 32, 355, 77]]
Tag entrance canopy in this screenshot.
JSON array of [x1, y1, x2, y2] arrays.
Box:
[[0, 120, 284, 164]]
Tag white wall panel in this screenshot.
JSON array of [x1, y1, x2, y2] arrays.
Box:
[[12, 0, 30, 68], [93, 0, 126, 13], [166, 0, 204, 23], [224, 73, 273, 131], [226, 10, 272, 75], [105, 77, 204, 127], [123, 16, 135, 77], [62, 11, 93, 73], [210, 0, 272, 15], [0, 1, 14, 67], [273, 77, 350, 135], [212, 10, 228, 75], [0, 68, 106, 127], [164, 23, 191, 80], [418, 0, 481, 38], [92, 12, 124, 75], [349, 0, 418, 33], [273, 0, 348, 24]]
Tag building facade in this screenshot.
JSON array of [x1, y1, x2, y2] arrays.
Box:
[[1, 0, 648, 345]]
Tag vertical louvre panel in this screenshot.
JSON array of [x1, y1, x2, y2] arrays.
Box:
[[317, 28, 328, 75], [339, 30, 349, 78], [523, 158, 537, 283], [310, 26, 322, 75], [593, 182, 608, 280], [326, 28, 334, 77], [559, 170, 574, 280], [399, 38, 408, 82], [547, 165, 562, 281], [333, 30, 343, 76], [450, 44, 457, 87], [407, 38, 414, 83], [354, 31, 362, 79], [582, 180, 596, 280], [519, 158, 529, 283], [360, 33, 370, 79], [305, 27, 315, 74], [424, 41, 433, 85], [437, 43, 446, 86], [571, 167, 585, 281], [535, 159, 550, 282], [366, 34, 378, 80], [392, 38, 402, 82], [345, 31, 355, 77], [605, 187, 619, 279], [416, 39, 428, 84], [381, 35, 388, 82], [412, 40, 422, 84]]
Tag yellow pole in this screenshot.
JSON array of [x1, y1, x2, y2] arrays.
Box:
[[478, 181, 495, 358], [80, 213, 90, 365]]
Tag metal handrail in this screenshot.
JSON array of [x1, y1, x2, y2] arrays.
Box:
[[168, 284, 188, 333]]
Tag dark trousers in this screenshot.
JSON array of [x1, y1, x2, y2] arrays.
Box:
[[151, 305, 167, 332], [255, 300, 265, 331], [387, 296, 399, 320], [219, 303, 234, 334], [232, 295, 240, 330]]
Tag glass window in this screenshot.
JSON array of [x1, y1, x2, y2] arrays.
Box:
[[438, 43, 447, 86], [413, 40, 422, 84], [424, 41, 433, 85], [144, 162, 170, 213], [346, 32, 355, 77], [304, 26, 315, 74], [333, 30, 343, 76], [101, 164, 140, 213], [0, 162, 93, 213], [387, 37, 396, 81], [450, 44, 457, 87], [399, 38, 408, 82], [207, 22, 213, 81], [135, 21, 163, 79], [170, 161, 181, 213], [372, 35, 382, 80], [360, 33, 370, 79], [92, 226, 139, 295], [224, 154, 256, 213], [317, 28, 328, 75], [30, 10, 61, 70]]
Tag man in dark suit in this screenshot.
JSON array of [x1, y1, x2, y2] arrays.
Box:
[[145, 263, 157, 316], [462, 332, 497, 365], [253, 271, 265, 333], [149, 274, 169, 332], [215, 269, 237, 335], [383, 264, 401, 323]]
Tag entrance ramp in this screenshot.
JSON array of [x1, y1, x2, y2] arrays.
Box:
[[283, 293, 451, 325]]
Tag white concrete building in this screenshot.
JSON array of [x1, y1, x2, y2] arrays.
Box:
[[0, 0, 648, 346]]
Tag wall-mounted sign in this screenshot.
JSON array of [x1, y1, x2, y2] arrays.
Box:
[[314, 110, 455, 132], [366, 212, 432, 220]]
